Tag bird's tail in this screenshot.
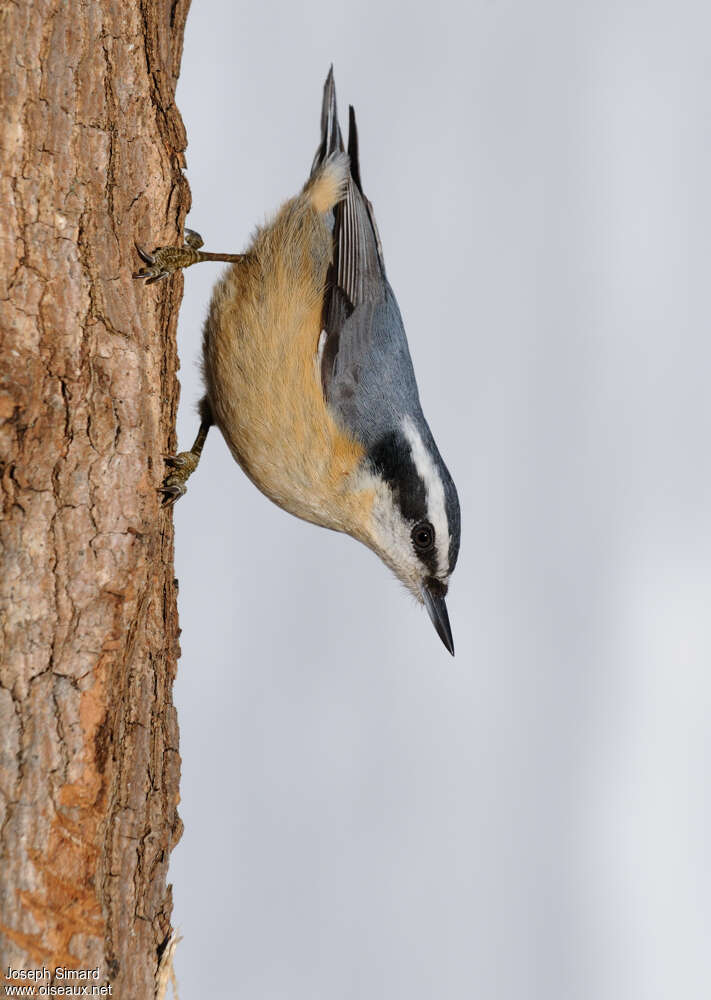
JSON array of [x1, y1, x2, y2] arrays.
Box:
[[307, 66, 349, 212], [311, 65, 344, 174]]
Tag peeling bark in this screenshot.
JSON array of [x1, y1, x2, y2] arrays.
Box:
[[0, 1, 191, 995]]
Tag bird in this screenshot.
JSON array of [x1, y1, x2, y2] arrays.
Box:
[[134, 68, 461, 654]]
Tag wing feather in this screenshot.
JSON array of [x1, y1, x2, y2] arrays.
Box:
[[312, 72, 420, 445]]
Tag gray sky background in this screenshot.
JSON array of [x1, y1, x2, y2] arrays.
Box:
[[169, 1, 711, 997]]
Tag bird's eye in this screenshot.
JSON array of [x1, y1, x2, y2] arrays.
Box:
[[412, 521, 435, 552]]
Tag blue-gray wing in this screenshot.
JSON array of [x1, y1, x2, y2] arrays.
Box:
[[321, 285, 424, 449], [313, 73, 423, 447]]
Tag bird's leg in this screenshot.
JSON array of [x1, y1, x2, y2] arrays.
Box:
[[133, 228, 243, 284], [159, 418, 212, 506]]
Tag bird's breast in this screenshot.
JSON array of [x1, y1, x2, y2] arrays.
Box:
[[201, 232, 370, 533]]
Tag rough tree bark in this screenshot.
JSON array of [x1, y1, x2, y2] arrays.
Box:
[[1, 1, 192, 996]]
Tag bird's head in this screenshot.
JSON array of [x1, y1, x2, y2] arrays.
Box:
[[351, 414, 461, 655]]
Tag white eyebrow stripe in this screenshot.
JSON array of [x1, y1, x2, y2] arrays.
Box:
[[400, 415, 449, 576]]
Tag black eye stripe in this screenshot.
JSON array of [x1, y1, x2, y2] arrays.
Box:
[[369, 432, 427, 524]]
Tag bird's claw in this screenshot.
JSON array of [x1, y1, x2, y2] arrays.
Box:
[[163, 452, 193, 468], [158, 451, 200, 506], [183, 228, 204, 251], [158, 482, 188, 506], [133, 242, 199, 284]]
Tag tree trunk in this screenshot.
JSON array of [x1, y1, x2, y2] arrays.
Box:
[[0, 1, 191, 995]]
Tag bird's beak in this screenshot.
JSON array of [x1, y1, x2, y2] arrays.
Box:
[[421, 583, 455, 656]]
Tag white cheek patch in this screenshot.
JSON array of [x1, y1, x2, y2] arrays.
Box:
[[401, 416, 450, 577]]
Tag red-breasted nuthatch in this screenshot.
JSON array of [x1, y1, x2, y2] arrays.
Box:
[[135, 69, 461, 654]]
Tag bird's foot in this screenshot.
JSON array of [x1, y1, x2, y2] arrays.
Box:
[[158, 450, 201, 506], [133, 229, 205, 284]]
